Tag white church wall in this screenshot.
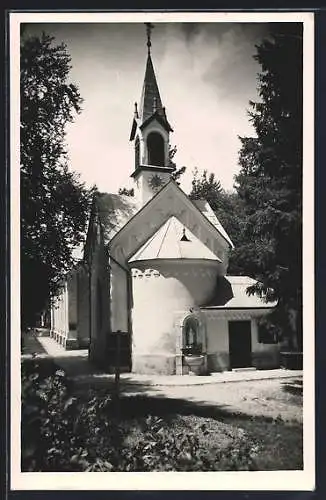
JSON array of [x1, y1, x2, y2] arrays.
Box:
[[130, 261, 220, 375], [205, 315, 230, 372], [134, 168, 172, 206], [110, 259, 129, 333], [65, 271, 78, 349], [50, 283, 69, 345]]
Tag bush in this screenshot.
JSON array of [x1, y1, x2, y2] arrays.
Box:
[[280, 352, 303, 370], [117, 415, 259, 472], [21, 361, 259, 471]]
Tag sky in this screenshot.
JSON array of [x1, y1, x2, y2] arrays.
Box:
[[23, 21, 269, 194]]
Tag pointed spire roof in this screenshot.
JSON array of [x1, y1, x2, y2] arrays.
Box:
[[130, 25, 173, 141], [138, 54, 165, 123]]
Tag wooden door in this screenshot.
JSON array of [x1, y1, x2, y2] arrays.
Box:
[[228, 320, 252, 369]]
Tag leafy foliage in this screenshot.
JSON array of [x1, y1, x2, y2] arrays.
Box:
[[21, 360, 260, 472], [190, 168, 222, 202], [169, 144, 186, 184], [189, 169, 247, 272], [118, 187, 134, 197], [234, 23, 303, 348], [20, 32, 93, 327]]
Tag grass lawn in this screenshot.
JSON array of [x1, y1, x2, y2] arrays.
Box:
[[21, 358, 303, 472]]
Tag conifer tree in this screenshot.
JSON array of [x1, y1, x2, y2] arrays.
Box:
[[235, 23, 303, 349]]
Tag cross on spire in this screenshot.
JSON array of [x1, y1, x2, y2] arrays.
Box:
[[145, 22, 154, 54]]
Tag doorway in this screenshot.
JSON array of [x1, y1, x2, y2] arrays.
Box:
[[228, 320, 252, 369]]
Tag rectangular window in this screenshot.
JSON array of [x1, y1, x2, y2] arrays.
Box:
[[258, 323, 278, 344]]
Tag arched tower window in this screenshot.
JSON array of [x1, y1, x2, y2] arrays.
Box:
[[147, 132, 165, 167], [135, 137, 140, 169]]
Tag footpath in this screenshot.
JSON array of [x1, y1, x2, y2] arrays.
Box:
[[22, 331, 303, 388]]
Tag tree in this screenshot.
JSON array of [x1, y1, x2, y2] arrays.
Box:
[[118, 187, 134, 197], [234, 23, 303, 349], [189, 169, 247, 273], [190, 168, 222, 203], [21, 31, 93, 327], [168, 145, 186, 184]]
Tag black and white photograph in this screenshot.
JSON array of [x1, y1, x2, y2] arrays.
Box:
[[10, 10, 314, 490]]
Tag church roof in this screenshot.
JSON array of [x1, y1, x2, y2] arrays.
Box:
[[97, 192, 142, 244], [129, 54, 173, 140], [95, 185, 233, 251], [139, 54, 164, 123], [201, 275, 277, 310], [129, 216, 222, 263], [192, 199, 234, 248]]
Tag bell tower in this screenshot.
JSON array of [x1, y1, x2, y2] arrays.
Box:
[[130, 23, 175, 205]]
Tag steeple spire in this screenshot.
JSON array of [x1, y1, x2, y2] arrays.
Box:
[[129, 22, 175, 205], [134, 23, 172, 130], [146, 22, 154, 55]]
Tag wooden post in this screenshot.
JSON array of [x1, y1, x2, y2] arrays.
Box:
[[113, 330, 121, 416]]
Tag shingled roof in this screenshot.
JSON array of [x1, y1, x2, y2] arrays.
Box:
[[139, 54, 164, 123], [192, 199, 234, 248], [201, 276, 277, 310]]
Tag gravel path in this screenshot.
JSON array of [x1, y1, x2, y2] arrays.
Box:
[[23, 333, 303, 423], [138, 378, 303, 422]]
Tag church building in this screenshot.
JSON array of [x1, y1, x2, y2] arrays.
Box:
[[50, 25, 279, 375]]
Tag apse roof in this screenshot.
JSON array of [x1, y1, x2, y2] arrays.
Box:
[[129, 216, 221, 263], [201, 275, 277, 310]]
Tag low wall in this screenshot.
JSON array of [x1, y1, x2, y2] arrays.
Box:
[[132, 354, 176, 375]]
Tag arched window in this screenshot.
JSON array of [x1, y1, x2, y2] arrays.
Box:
[[135, 137, 140, 169], [147, 132, 165, 167], [183, 316, 201, 351]]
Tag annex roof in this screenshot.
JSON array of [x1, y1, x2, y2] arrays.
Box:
[[201, 275, 277, 310]]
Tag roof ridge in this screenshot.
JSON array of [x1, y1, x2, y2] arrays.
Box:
[[156, 217, 172, 258]]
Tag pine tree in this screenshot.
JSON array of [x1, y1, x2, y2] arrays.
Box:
[[235, 23, 303, 349]]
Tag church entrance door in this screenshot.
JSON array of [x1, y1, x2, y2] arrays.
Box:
[[228, 320, 252, 369]]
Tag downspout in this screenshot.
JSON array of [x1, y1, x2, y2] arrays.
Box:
[[126, 268, 133, 372], [88, 260, 92, 361]]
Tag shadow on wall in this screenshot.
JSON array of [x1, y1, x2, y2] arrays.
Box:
[[141, 264, 234, 308], [203, 276, 234, 307]]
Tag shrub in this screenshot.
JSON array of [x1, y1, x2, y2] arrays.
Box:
[[21, 361, 259, 472], [117, 415, 259, 472]]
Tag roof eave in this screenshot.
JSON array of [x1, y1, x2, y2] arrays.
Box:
[[139, 113, 173, 133]]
